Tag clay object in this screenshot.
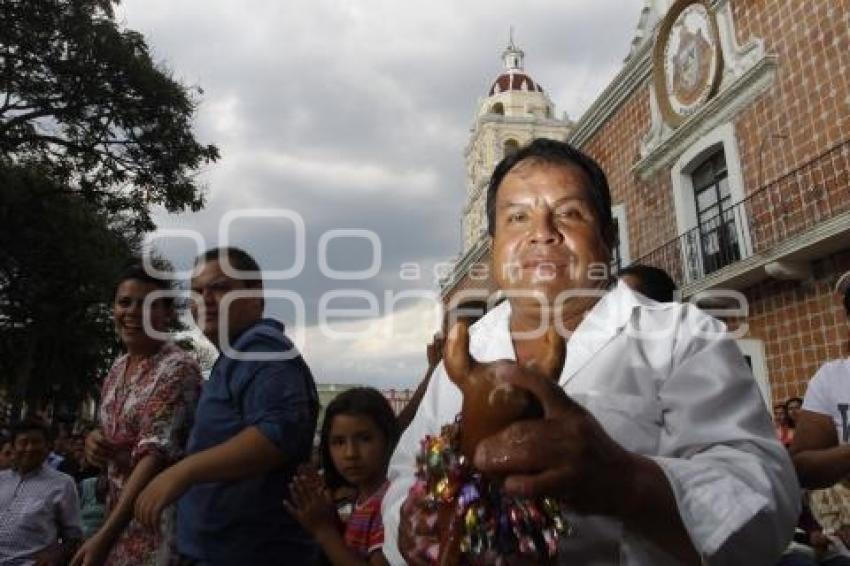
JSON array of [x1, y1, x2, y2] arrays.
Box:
[[436, 323, 565, 564], [444, 322, 565, 461]]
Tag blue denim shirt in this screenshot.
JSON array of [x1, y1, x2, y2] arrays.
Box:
[[177, 319, 319, 565]]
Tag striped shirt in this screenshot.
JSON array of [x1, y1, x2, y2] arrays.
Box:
[[343, 481, 388, 559], [0, 465, 82, 565]]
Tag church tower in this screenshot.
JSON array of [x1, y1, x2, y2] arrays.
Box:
[[460, 36, 574, 254]]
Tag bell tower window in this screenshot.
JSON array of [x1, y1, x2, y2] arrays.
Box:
[[503, 138, 519, 157]]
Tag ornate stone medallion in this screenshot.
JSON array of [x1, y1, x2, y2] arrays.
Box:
[[653, 0, 723, 127]]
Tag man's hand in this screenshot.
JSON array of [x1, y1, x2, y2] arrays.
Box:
[[31, 543, 58, 566], [84, 429, 115, 469], [70, 532, 111, 566], [283, 470, 337, 537], [134, 464, 191, 530], [810, 530, 830, 551], [472, 368, 638, 517], [442, 321, 563, 463], [398, 481, 439, 566], [791, 410, 850, 489], [836, 525, 850, 548], [32, 540, 77, 566]]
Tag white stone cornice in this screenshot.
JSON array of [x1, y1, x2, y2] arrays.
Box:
[[636, 0, 776, 178], [714, 0, 765, 84], [679, 209, 850, 299], [475, 115, 572, 128], [626, 0, 665, 63], [440, 236, 491, 294], [634, 54, 777, 179], [467, 181, 487, 208], [461, 182, 487, 216], [568, 40, 654, 149]]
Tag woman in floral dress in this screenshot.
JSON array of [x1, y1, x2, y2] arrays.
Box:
[[74, 263, 201, 566]]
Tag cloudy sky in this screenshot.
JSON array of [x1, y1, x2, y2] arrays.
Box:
[[118, 0, 644, 389]]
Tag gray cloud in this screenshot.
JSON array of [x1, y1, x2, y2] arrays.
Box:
[[122, 0, 644, 388]]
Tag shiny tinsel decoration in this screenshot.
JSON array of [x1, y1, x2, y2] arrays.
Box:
[[414, 419, 571, 564]]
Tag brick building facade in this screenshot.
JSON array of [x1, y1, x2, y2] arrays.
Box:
[[442, 0, 850, 406]]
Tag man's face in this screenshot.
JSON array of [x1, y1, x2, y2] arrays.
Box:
[[491, 161, 610, 306], [190, 259, 263, 348], [787, 400, 802, 424], [14, 430, 48, 474], [0, 441, 14, 470]]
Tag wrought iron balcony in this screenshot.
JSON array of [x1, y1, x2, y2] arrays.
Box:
[[635, 140, 850, 295]]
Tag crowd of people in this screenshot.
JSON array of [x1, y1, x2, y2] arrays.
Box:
[[0, 138, 847, 565], [776, 397, 804, 448], [776, 276, 850, 566]]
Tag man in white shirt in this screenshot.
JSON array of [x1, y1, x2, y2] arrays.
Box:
[[382, 138, 798, 565], [0, 419, 82, 565], [792, 273, 850, 489]]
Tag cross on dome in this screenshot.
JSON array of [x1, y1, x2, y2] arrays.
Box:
[[489, 30, 544, 96], [503, 27, 524, 70]]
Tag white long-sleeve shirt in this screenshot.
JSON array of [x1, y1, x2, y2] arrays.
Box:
[[382, 281, 799, 565], [0, 464, 82, 565]]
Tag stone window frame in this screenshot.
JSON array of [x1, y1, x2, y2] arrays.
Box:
[[610, 203, 631, 272], [736, 338, 772, 409], [670, 121, 754, 282]]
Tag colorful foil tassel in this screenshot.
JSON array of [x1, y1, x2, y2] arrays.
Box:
[[415, 419, 571, 564]]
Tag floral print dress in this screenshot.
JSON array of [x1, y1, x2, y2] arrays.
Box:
[[99, 343, 201, 566]]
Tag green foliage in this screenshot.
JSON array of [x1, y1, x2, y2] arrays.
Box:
[[0, 0, 219, 415], [0, 0, 219, 231], [0, 160, 135, 408]]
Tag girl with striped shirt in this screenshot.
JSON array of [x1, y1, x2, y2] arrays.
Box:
[[287, 388, 399, 566]]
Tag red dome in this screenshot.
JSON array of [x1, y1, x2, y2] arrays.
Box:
[[489, 72, 544, 96]]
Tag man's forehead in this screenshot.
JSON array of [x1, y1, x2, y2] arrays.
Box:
[[16, 430, 46, 441], [509, 158, 588, 178], [191, 259, 254, 287], [191, 259, 231, 283], [499, 161, 591, 200]]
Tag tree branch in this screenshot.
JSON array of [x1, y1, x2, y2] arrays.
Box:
[[0, 108, 57, 134]]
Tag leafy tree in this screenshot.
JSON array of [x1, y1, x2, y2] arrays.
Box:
[[0, 0, 218, 417], [0, 0, 219, 231], [0, 161, 135, 416]]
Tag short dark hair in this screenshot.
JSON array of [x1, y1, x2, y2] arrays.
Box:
[[196, 247, 263, 287], [785, 397, 803, 410], [11, 419, 50, 443], [320, 387, 399, 490], [486, 138, 616, 250], [112, 260, 175, 306], [619, 264, 678, 302]]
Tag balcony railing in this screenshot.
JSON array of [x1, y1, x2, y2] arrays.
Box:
[[635, 139, 850, 289]]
